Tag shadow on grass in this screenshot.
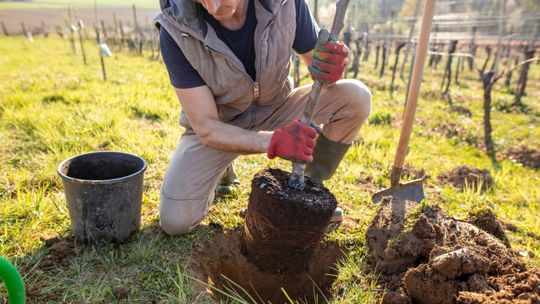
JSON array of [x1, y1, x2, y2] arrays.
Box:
[[13, 219, 217, 303]]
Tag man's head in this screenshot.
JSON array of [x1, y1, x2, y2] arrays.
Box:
[[197, 0, 245, 22]]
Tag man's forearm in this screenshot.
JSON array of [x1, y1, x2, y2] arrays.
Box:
[[197, 117, 273, 154]]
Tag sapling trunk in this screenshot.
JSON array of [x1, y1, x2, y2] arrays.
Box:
[[514, 48, 534, 106], [481, 72, 495, 159], [375, 43, 380, 69], [441, 40, 458, 96], [391, 42, 406, 96], [379, 42, 387, 78]]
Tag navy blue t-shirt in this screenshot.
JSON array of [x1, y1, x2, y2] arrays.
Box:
[[160, 0, 318, 89]]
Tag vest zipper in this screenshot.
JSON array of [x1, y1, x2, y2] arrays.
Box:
[[205, 45, 259, 102]]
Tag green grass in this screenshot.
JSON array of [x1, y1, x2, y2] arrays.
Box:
[[0, 0, 158, 10], [0, 36, 539, 303]]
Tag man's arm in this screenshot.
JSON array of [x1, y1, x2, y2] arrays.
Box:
[[175, 86, 272, 154]]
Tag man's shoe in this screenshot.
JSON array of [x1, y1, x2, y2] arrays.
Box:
[[215, 163, 240, 199]]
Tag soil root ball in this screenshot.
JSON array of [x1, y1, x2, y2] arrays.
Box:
[[438, 165, 494, 191], [242, 168, 337, 274], [366, 197, 540, 304]]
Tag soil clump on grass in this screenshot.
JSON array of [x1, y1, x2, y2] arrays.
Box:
[[242, 168, 337, 274], [190, 229, 345, 304], [39, 236, 81, 270], [449, 105, 473, 117], [505, 144, 540, 170], [438, 165, 493, 192], [366, 198, 540, 304]]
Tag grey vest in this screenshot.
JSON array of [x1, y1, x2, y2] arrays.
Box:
[[155, 0, 298, 132]]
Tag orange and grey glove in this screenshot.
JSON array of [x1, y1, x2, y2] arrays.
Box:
[[267, 120, 317, 163], [308, 38, 349, 84]]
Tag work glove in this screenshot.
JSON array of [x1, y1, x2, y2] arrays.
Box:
[[308, 33, 349, 84], [267, 120, 318, 163]]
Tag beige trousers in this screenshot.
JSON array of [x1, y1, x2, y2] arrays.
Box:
[[159, 79, 372, 235]]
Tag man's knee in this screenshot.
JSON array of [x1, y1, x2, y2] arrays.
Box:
[[158, 195, 208, 236], [336, 79, 372, 119]]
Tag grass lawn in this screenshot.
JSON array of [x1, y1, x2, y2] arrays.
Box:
[[0, 35, 539, 303]]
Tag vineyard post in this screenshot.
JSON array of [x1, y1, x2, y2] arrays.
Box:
[[1, 21, 8, 36], [78, 20, 87, 65], [95, 26, 107, 81]]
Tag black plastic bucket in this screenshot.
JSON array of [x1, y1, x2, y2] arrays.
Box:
[[58, 151, 147, 244]]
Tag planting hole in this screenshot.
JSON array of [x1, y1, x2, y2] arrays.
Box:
[[190, 229, 345, 304]]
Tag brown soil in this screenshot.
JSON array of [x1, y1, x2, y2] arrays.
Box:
[[467, 208, 510, 248], [505, 144, 540, 170], [366, 197, 540, 304], [190, 229, 345, 304], [242, 168, 337, 274], [438, 165, 494, 192], [436, 123, 469, 139], [449, 105, 473, 117], [39, 236, 82, 270]]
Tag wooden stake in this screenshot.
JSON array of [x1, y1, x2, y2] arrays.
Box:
[[468, 26, 477, 71], [95, 26, 107, 81], [78, 24, 87, 65], [100, 20, 107, 40], [67, 7, 77, 54], [1, 21, 8, 36], [41, 21, 48, 38]]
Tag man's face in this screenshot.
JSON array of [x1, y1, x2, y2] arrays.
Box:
[[198, 0, 242, 21]]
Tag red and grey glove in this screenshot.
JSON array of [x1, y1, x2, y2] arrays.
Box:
[[267, 120, 317, 163], [308, 39, 349, 84]]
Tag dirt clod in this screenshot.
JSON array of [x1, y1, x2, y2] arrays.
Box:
[[438, 165, 494, 191], [505, 144, 540, 170], [113, 286, 129, 300], [40, 237, 81, 270], [450, 105, 473, 117], [366, 198, 540, 304], [467, 208, 510, 247]]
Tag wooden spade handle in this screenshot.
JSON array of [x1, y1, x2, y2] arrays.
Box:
[[391, 0, 436, 186]]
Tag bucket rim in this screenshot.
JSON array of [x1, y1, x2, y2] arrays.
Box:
[[57, 151, 147, 185]]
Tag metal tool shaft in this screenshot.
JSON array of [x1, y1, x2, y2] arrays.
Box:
[[289, 0, 351, 189]]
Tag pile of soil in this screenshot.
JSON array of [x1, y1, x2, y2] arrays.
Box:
[[40, 236, 81, 270], [438, 165, 494, 191], [366, 198, 540, 304], [242, 169, 337, 274], [190, 229, 345, 304], [436, 123, 468, 139], [505, 145, 540, 170], [449, 105, 473, 117]]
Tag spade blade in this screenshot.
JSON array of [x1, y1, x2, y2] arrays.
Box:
[[372, 177, 425, 204]]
